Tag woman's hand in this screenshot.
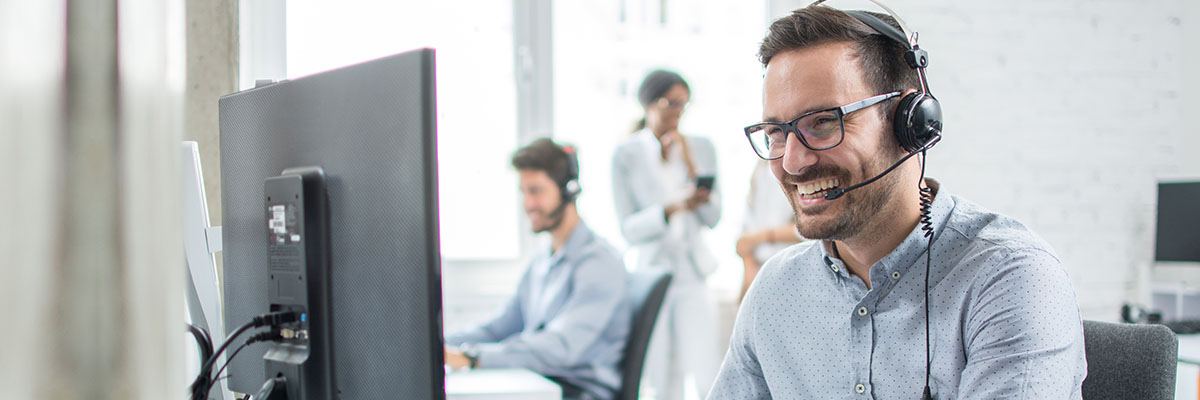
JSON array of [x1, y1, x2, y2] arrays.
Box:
[[664, 187, 712, 221], [658, 130, 681, 160], [686, 187, 711, 209]]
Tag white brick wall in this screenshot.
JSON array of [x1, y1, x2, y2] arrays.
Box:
[[768, 0, 1200, 320]]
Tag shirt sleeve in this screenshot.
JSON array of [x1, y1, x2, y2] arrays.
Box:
[[611, 147, 669, 244], [707, 283, 771, 400], [444, 269, 529, 346], [475, 251, 628, 370], [955, 248, 1086, 400]]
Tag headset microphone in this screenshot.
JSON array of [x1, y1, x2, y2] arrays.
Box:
[[823, 134, 940, 200]]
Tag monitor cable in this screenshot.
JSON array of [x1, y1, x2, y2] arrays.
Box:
[[207, 329, 285, 396], [190, 311, 299, 400], [187, 324, 215, 368]]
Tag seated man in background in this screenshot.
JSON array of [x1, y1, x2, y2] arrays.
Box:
[[444, 138, 631, 400]]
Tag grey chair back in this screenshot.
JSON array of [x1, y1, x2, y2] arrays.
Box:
[[617, 269, 672, 400], [1082, 320, 1177, 400]]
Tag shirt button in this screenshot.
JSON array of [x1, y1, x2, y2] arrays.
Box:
[[891, 271, 901, 280], [857, 306, 868, 316], [832, 264, 840, 273], [855, 383, 866, 394]]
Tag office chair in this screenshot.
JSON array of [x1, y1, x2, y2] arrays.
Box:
[[1082, 320, 1177, 400], [617, 269, 672, 400]]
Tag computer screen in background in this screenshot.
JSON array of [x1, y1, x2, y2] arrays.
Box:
[[1155, 181, 1200, 263], [219, 48, 444, 399]]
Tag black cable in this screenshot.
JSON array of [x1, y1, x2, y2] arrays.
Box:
[[192, 321, 256, 399], [206, 330, 283, 397], [918, 150, 935, 400], [207, 340, 254, 396], [191, 311, 299, 400], [187, 324, 214, 365]]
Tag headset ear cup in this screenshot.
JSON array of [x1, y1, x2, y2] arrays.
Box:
[[893, 92, 919, 151], [893, 93, 942, 152], [561, 146, 581, 203], [909, 94, 942, 150], [563, 180, 581, 203]]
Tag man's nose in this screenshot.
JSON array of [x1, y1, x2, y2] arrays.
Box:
[[781, 131, 818, 175], [521, 194, 536, 211]]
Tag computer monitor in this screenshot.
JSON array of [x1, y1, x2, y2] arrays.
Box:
[[182, 141, 232, 400], [1155, 181, 1200, 263], [219, 49, 444, 399]]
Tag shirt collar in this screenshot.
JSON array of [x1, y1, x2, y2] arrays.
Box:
[[633, 128, 663, 152], [819, 178, 955, 282], [547, 221, 592, 268]]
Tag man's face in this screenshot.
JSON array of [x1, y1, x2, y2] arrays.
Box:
[[763, 42, 905, 241], [518, 169, 565, 233]]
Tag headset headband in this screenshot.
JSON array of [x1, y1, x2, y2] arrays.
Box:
[[810, 0, 915, 47], [811, 0, 932, 93]]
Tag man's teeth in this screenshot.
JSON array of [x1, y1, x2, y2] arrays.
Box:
[[798, 178, 840, 199]]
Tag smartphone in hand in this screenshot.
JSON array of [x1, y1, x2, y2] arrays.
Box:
[[696, 175, 715, 191]]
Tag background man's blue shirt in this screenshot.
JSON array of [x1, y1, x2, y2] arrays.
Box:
[[445, 222, 631, 399], [708, 184, 1087, 399]]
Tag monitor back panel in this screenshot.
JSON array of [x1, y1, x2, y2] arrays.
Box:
[[219, 49, 443, 399]]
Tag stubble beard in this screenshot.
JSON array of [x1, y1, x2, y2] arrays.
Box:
[[787, 146, 906, 242]]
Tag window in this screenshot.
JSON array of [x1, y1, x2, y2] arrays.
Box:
[[287, 0, 520, 260]]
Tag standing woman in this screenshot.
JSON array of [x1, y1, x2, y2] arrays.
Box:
[[611, 70, 721, 400]]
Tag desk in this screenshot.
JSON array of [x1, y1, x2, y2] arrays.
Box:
[[1176, 334, 1200, 399], [445, 368, 562, 400]]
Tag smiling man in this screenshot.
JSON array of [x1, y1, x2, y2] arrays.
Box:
[[444, 138, 630, 400], [707, 4, 1086, 400]]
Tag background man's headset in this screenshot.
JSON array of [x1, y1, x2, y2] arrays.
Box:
[[560, 145, 581, 203], [559, 144, 583, 203], [545, 144, 582, 224], [810, 1, 942, 399]]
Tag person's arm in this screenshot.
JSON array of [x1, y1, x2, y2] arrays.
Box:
[[736, 223, 804, 258], [612, 148, 669, 244], [955, 249, 1086, 399], [707, 282, 770, 400], [473, 252, 628, 370], [690, 137, 721, 228], [444, 270, 529, 347]]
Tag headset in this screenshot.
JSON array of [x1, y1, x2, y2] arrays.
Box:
[[819, 0, 943, 201], [540, 143, 581, 230], [810, 1, 941, 399], [833, 0, 942, 153], [559, 144, 582, 203]]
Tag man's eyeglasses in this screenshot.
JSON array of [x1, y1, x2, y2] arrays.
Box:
[[743, 92, 900, 160]]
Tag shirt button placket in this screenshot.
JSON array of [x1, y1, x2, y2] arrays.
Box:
[[853, 305, 871, 397], [825, 256, 840, 273]]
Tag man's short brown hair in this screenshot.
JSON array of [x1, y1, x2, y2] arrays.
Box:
[[759, 5, 922, 114], [511, 138, 572, 197]]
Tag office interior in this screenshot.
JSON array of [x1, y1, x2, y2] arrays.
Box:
[[2, 0, 1200, 398]]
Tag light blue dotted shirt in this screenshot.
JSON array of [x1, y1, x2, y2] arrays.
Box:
[[708, 183, 1087, 399]]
